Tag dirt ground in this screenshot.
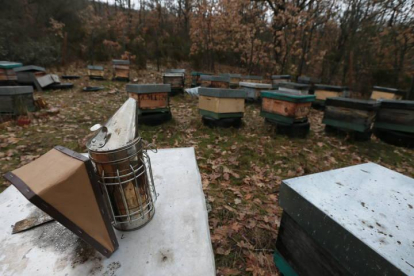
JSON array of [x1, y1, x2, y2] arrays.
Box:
[[1, 65, 413, 275]]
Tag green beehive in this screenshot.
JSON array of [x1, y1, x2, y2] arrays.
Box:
[[0, 86, 36, 115]]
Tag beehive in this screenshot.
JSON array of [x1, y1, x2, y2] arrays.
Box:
[[163, 69, 185, 95], [112, 59, 130, 81], [239, 82, 272, 100], [127, 84, 171, 112], [0, 86, 36, 115], [374, 100, 414, 134], [14, 66, 46, 85], [220, 74, 242, 88], [87, 65, 105, 80], [241, 75, 263, 83], [200, 75, 230, 89], [271, 75, 291, 88], [191, 72, 211, 87], [261, 91, 315, 125], [0, 61, 22, 82], [278, 82, 310, 95], [276, 163, 414, 275], [323, 97, 379, 134], [198, 88, 246, 119], [371, 86, 406, 100], [314, 85, 349, 105]]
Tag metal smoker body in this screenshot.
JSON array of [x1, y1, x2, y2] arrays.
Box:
[[87, 98, 157, 231]]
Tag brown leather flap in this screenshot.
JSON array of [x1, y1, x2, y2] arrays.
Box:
[[4, 146, 118, 257]]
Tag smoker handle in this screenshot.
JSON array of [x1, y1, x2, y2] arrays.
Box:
[[143, 141, 158, 153]]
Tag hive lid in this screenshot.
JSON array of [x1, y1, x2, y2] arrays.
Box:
[[278, 82, 310, 90], [220, 73, 242, 78], [3, 146, 119, 258], [239, 82, 272, 89], [241, 75, 263, 80], [126, 84, 171, 94], [0, 61, 23, 69], [261, 90, 315, 103], [199, 87, 246, 98], [297, 75, 320, 84], [200, 75, 230, 82], [280, 163, 414, 275], [112, 59, 130, 65], [191, 71, 211, 76], [87, 98, 139, 152], [0, 86, 33, 95], [315, 84, 348, 92], [373, 86, 406, 95], [271, 75, 291, 80], [325, 97, 379, 110], [378, 99, 414, 110], [165, 69, 185, 74], [87, 65, 104, 70], [14, 65, 46, 73]]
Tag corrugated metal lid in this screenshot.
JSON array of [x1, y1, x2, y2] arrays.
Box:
[[112, 59, 130, 65], [126, 84, 171, 94], [271, 75, 291, 80], [0, 61, 23, 69], [0, 86, 34, 95], [199, 87, 246, 98], [326, 97, 379, 110], [200, 75, 230, 82], [14, 65, 46, 73], [261, 90, 315, 103], [87, 65, 104, 70], [315, 84, 347, 92], [239, 82, 272, 89]]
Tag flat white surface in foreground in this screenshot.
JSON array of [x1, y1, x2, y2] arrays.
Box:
[[0, 147, 215, 276]]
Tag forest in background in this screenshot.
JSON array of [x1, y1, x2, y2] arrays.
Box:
[[0, 0, 413, 96]]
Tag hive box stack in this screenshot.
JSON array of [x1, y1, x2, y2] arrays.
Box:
[[314, 84, 349, 107], [278, 82, 310, 95], [220, 74, 242, 88], [241, 75, 263, 83], [198, 87, 246, 128], [0, 61, 22, 84], [200, 75, 230, 89], [374, 100, 414, 148], [87, 65, 105, 80], [323, 98, 379, 141], [191, 72, 211, 87], [275, 163, 414, 276], [371, 86, 406, 100], [112, 59, 130, 81], [271, 75, 291, 89], [261, 91, 315, 138], [163, 69, 186, 96], [239, 82, 272, 101], [0, 86, 36, 115], [127, 84, 172, 125]]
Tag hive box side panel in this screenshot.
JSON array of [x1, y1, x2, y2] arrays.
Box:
[[315, 90, 341, 100], [323, 106, 375, 132], [371, 91, 401, 100], [375, 108, 414, 133], [262, 98, 311, 119], [199, 96, 244, 113], [129, 92, 169, 109], [114, 68, 129, 78]]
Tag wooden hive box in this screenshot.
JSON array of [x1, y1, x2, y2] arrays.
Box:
[[126, 84, 171, 114], [271, 75, 291, 88], [87, 65, 105, 80], [163, 69, 185, 94], [112, 59, 130, 81], [314, 84, 349, 105], [371, 86, 406, 100], [14, 65, 46, 85], [220, 73, 242, 88], [239, 82, 272, 100], [200, 75, 230, 89], [278, 82, 310, 95], [191, 72, 211, 87], [276, 163, 414, 276], [297, 75, 320, 85], [374, 100, 414, 134], [323, 97, 379, 133], [261, 91, 315, 124], [198, 88, 247, 119], [241, 75, 263, 83], [0, 86, 36, 115], [0, 61, 22, 82]]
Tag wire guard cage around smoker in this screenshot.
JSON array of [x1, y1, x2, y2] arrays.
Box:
[[88, 137, 157, 231]]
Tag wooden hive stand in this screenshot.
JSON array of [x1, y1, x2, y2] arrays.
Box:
[[127, 84, 172, 126], [87, 65, 105, 80], [370, 86, 406, 100], [239, 82, 272, 101], [374, 99, 414, 148], [261, 90, 315, 138], [163, 69, 185, 96], [198, 87, 247, 128], [112, 59, 130, 81], [322, 97, 379, 141]]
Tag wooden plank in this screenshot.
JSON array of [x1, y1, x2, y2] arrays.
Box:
[[276, 212, 350, 276], [371, 91, 402, 100], [315, 90, 341, 100], [262, 98, 311, 119], [323, 106, 375, 132], [129, 92, 169, 110], [199, 96, 244, 114], [375, 108, 414, 133], [115, 68, 130, 79]]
